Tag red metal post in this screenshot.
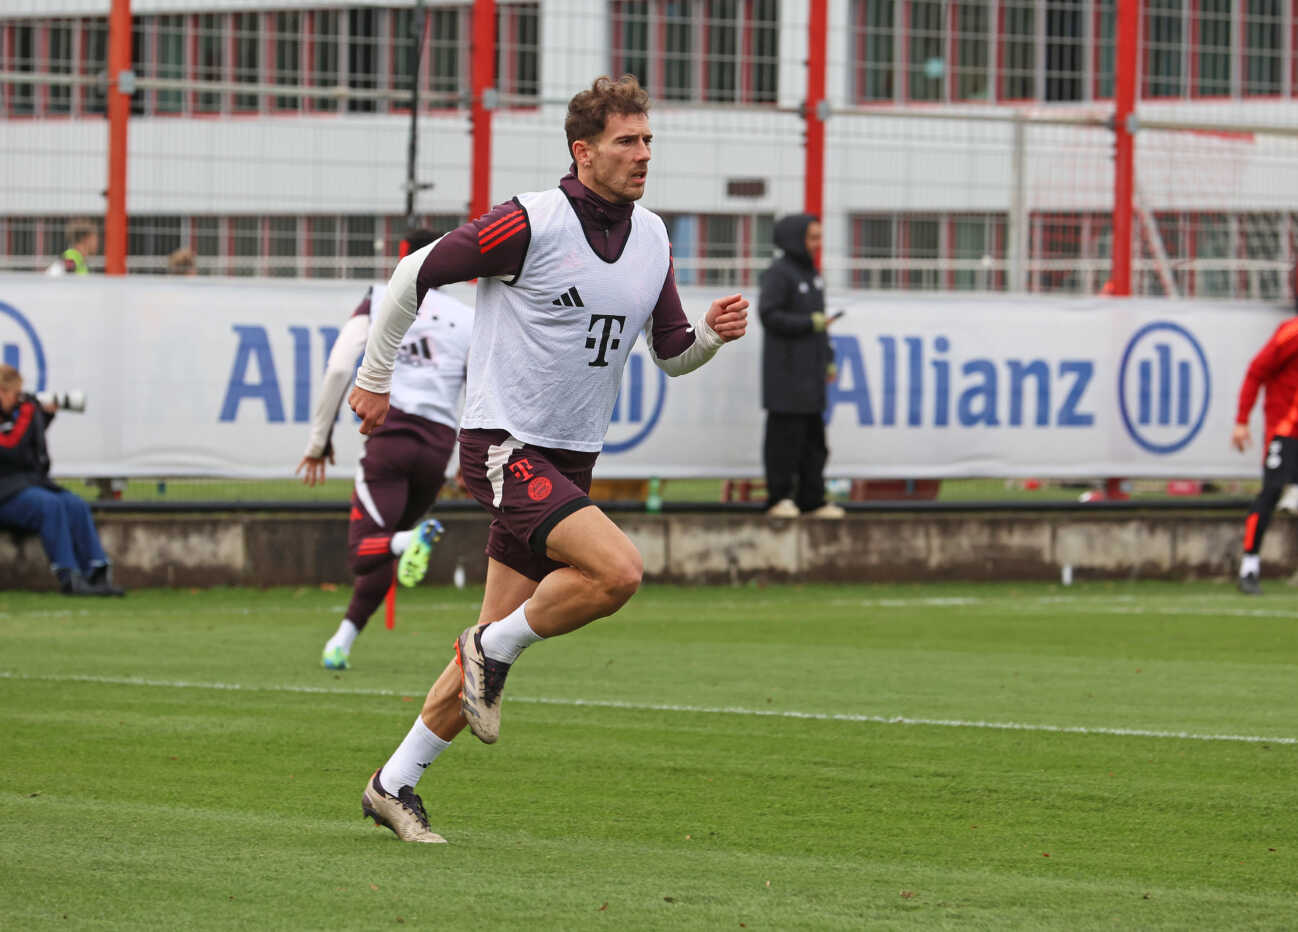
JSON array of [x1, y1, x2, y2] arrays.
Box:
[[469, 0, 496, 221], [803, 0, 828, 257], [105, 0, 131, 275], [1110, 0, 1139, 296]]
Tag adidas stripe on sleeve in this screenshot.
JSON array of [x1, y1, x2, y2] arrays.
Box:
[[356, 202, 531, 395]]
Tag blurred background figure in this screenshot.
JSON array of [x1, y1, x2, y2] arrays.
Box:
[[0, 365, 123, 596], [167, 247, 197, 276], [758, 213, 843, 519], [297, 229, 472, 671], [45, 218, 99, 276]]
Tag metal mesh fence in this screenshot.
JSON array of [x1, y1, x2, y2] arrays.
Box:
[[2, 1, 1298, 501]]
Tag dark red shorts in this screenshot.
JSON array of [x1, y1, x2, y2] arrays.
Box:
[[457, 428, 598, 582]]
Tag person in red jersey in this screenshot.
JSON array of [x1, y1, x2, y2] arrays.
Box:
[[1232, 308, 1298, 595], [347, 75, 749, 843]]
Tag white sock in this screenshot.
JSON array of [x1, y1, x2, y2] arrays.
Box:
[[1241, 554, 1261, 578], [379, 717, 450, 794], [325, 619, 359, 652], [390, 530, 414, 555], [480, 601, 544, 664]]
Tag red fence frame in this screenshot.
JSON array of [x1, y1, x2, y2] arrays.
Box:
[[101, 0, 1147, 285]]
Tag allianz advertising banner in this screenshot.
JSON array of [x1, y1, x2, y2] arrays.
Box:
[[0, 275, 1285, 480]]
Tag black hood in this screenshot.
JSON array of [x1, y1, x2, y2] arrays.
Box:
[[772, 213, 818, 269]]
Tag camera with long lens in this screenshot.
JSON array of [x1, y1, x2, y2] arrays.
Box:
[[35, 390, 87, 413]]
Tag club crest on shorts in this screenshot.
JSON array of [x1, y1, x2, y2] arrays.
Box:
[[527, 476, 552, 501]]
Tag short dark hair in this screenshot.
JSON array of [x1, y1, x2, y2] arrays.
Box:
[[564, 75, 650, 160]]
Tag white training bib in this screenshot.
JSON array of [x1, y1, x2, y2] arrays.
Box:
[[460, 187, 671, 451], [375, 283, 474, 430]]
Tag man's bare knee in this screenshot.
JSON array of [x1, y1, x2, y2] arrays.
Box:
[[596, 548, 642, 608]]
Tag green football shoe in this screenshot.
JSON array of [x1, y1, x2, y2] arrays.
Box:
[[322, 645, 350, 670], [397, 518, 444, 588]]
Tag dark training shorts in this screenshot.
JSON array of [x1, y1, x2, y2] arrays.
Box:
[[457, 427, 598, 582]]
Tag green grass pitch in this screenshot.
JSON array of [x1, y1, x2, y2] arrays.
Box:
[[1, 581, 1295, 930]]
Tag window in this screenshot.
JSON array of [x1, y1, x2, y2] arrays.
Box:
[[346, 10, 378, 114], [1193, 212, 1232, 296], [48, 21, 74, 115], [428, 8, 466, 107], [498, 4, 540, 100], [852, 0, 895, 101], [233, 12, 261, 112], [954, 4, 992, 101], [309, 217, 340, 278], [850, 215, 895, 289], [81, 19, 108, 115], [195, 14, 223, 114], [904, 217, 940, 288], [660, 212, 772, 287], [850, 214, 963, 290], [269, 217, 300, 278], [311, 11, 341, 113], [610, 0, 779, 104], [1000, 1, 1035, 100], [951, 214, 1006, 290], [128, 215, 184, 265], [274, 12, 302, 111], [1196, 0, 1233, 97], [1045, 0, 1084, 101], [1243, 0, 1283, 96], [155, 15, 186, 115], [7, 22, 37, 115], [130, 17, 148, 116], [907, 1, 945, 102], [1145, 0, 1184, 98], [345, 215, 379, 278], [232, 217, 262, 276], [1093, 0, 1115, 98]]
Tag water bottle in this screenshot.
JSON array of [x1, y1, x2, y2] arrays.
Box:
[[645, 477, 663, 514], [453, 559, 466, 590]]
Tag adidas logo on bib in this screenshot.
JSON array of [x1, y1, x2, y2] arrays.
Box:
[[551, 286, 584, 308]]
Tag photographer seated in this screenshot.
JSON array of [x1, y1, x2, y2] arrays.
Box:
[[0, 365, 124, 596]]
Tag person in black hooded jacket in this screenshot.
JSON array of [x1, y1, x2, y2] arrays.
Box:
[[758, 214, 843, 518], [0, 365, 123, 595]]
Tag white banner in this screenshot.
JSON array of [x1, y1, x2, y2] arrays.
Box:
[[0, 275, 1284, 480]]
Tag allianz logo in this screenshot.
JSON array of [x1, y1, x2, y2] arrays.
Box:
[[827, 334, 1096, 428]]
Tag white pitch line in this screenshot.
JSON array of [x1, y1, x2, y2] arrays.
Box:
[[2, 670, 1293, 746]]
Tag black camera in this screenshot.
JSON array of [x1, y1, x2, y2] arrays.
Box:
[[35, 390, 87, 413]]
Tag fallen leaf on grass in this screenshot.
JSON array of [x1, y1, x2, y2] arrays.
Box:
[[663, 897, 675, 903], [370, 884, 379, 891], [900, 890, 917, 900], [1042, 853, 1051, 858], [598, 903, 607, 911], [320, 583, 339, 592]]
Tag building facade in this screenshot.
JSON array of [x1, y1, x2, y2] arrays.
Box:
[[1, 0, 1295, 297]]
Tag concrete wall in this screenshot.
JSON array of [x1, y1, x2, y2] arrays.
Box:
[[0, 507, 1288, 591]]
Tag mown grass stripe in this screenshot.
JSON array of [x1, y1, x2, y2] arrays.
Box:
[[2, 670, 1292, 746]]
